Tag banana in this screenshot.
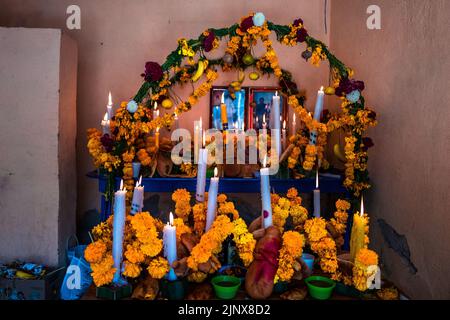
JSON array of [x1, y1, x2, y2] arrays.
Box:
[[191, 60, 206, 82], [238, 69, 245, 83], [333, 144, 346, 162]]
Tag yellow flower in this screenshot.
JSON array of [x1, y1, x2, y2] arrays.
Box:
[[275, 231, 304, 283], [123, 261, 142, 278], [124, 243, 145, 264], [148, 257, 170, 279], [91, 255, 116, 287], [84, 240, 107, 264]]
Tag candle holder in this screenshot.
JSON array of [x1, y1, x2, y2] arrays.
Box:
[[96, 283, 133, 300], [132, 162, 141, 179], [160, 278, 186, 300]]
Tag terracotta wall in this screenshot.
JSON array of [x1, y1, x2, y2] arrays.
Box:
[[0, 0, 331, 226], [330, 0, 450, 299]]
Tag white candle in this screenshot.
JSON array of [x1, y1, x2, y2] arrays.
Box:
[[153, 102, 158, 119], [112, 180, 126, 283], [272, 91, 281, 159], [262, 114, 267, 130], [205, 168, 219, 231], [260, 156, 273, 228], [313, 170, 321, 217], [309, 86, 324, 145], [130, 176, 144, 215], [174, 112, 179, 130], [282, 120, 287, 151], [292, 113, 297, 136], [194, 122, 199, 163], [101, 112, 110, 135], [360, 195, 364, 217], [163, 212, 177, 281], [155, 127, 160, 149], [107, 91, 113, 120], [196, 132, 208, 202]]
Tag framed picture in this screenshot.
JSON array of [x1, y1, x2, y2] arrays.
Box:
[[249, 87, 287, 130], [210, 86, 248, 130]]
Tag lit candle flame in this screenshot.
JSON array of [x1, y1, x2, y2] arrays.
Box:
[[169, 212, 174, 226], [221, 92, 225, 104], [103, 112, 109, 121], [154, 102, 157, 110], [214, 167, 218, 177], [174, 111, 178, 118], [263, 114, 266, 123], [136, 175, 142, 187], [315, 170, 319, 189], [156, 126, 160, 133], [120, 179, 124, 191], [293, 113, 296, 123], [108, 92, 112, 106], [263, 155, 267, 168], [320, 86, 324, 92], [360, 195, 364, 217], [275, 91, 278, 97], [280, 115, 282, 122], [156, 110, 160, 117], [283, 120, 286, 129]]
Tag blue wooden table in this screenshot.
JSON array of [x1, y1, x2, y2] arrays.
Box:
[[87, 171, 352, 249]]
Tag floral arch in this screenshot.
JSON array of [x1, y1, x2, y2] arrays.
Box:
[[87, 12, 377, 201]]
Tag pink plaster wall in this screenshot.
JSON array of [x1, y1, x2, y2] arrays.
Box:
[[330, 0, 450, 299], [0, 28, 77, 266], [0, 0, 331, 225]]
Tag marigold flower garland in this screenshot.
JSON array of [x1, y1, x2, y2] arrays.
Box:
[[187, 215, 234, 272], [275, 231, 304, 283], [232, 218, 256, 267], [304, 218, 338, 274]]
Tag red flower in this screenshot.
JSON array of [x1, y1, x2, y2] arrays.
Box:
[[296, 27, 308, 43], [293, 18, 304, 27], [141, 61, 163, 82], [335, 78, 365, 96], [362, 137, 374, 151], [240, 16, 254, 32], [202, 30, 216, 52]]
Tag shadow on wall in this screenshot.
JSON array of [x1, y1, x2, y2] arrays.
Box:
[[377, 219, 418, 275]]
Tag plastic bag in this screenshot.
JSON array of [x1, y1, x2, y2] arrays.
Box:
[[60, 235, 92, 300]]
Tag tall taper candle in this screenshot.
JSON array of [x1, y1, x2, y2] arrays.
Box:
[[282, 120, 287, 151], [196, 132, 208, 202], [205, 168, 219, 231], [291, 113, 297, 137], [272, 91, 281, 159], [220, 93, 228, 131], [309, 86, 324, 145], [260, 156, 273, 228], [130, 176, 144, 215], [107, 91, 113, 120], [163, 212, 177, 281], [112, 180, 126, 283], [313, 170, 321, 217]]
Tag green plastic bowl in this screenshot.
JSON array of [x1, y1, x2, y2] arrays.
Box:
[[211, 275, 241, 300], [305, 276, 336, 300]]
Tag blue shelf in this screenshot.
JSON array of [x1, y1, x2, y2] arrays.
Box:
[[88, 171, 348, 194]]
